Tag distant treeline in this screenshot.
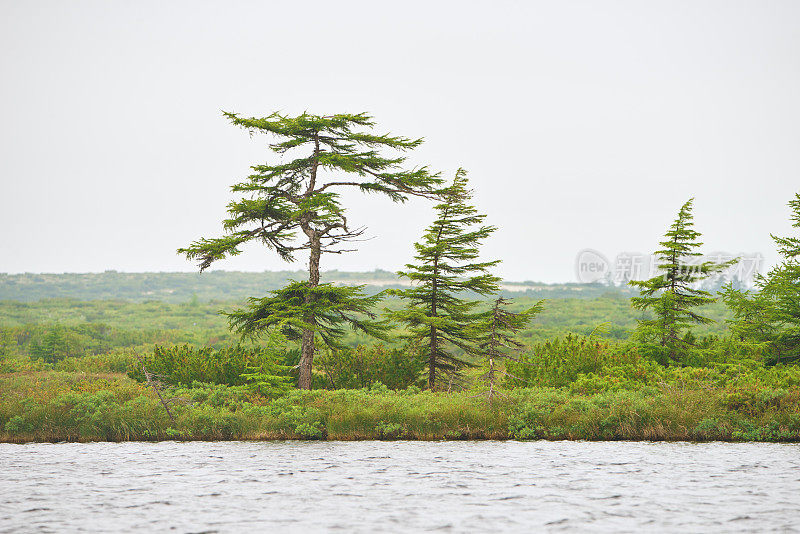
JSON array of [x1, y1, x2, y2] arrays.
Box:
[[0, 294, 732, 367], [0, 271, 632, 302]]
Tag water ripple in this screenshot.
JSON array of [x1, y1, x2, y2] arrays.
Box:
[[1, 441, 799, 532]]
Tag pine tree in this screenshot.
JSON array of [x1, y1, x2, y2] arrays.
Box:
[[179, 111, 442, 389], [474, 297, 543, 402], [630, 199, 734, 363], [723, 193, 800, 363], [390, 169, 500, 390]]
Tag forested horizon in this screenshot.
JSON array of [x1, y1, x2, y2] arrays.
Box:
[[0, 271, 635, 303]]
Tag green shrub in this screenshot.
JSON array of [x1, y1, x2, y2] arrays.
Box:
[[128, 344, 292, 388], [314, 344, 425, 390], [56, 351, 137, 373], [294, 421, 325, 439], [508, 388, 568, 439], [507, 335, 641, 388], [4, 415, 30, 433], [375, 421, 406, 439]]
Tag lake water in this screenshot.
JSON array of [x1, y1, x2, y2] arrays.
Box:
[[1, 441, 798, 532]]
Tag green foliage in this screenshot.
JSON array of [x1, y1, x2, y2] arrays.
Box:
[[5, 189, 800, 441], [1, 319, 214, 360], [128, 344, 292, 389], [508, 389, 569, 439], [178, 112, 442, 270], [240, 345, 294, 399], [391, 170, 501, 389], [226, 281, 388, 350], [28, 326, 83, 363], [475, 297, 543, 360], [473, 296, 543, 398], [20, 323, 140, 364], [720, 284, 779, 350], [314, 344, 425, 390], [506, 333, 800, 397], [2, 369, 800, 442], [54, 351, 139, 374], [177, 111, 443, 389], [507, 334, 642, 388], [0, 292, 733, 357], [723, 192, 800, 364], [630, 199, 734, 363]]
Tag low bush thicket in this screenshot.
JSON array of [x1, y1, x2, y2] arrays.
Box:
[[506, 334, 642, 388], [2, 370, 799, 443], [126, 344, 292, 389], [4, 330, 800, 442], [313, 344, 425, 390]]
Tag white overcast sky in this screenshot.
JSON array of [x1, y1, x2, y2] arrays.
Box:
[[1, 0, 798, 283]]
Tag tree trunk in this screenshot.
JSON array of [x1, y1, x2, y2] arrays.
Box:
[[487, 357, 495, 405], [298, 233, 321, 390], [428, 325, 437, 390], [428, 267, 438, 390], [298, 135, 321, 390]]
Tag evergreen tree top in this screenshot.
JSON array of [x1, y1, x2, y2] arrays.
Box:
[[632, 198, 733, 296], [630, 197, 734, 362], [655, 198, 703, 260], [179, 111, 444, 271], [223, 111, 440, 202], [223, 111, 424, 152], [402, 169, 500, 284], [771, 192, 800, 261]]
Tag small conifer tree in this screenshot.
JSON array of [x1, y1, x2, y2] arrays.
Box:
[[474, 296, 543, 402], [630, 198, 734, 363], [391, 169, 500, 390]]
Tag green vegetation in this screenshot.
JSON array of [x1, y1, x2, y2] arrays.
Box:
[[391, 170, 501, 389], [630, 198, 734, 363], [2, 364, 799, 442], [2, 293, 799, 442], [0, 271, 634, 302], [178, 111, 442, 389], [475, 297, 543, 401], [722, 193, 800, 364], [2, 110, 798, 442], [128, 344, 291, 390]]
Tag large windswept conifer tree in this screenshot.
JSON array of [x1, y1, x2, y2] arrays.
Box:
[[391, 170, 500, 390], [179, 112, 442, 389], [630, 198, 733, 363]]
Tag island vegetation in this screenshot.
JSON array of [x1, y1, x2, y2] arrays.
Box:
[[2, 112, 799, 443]]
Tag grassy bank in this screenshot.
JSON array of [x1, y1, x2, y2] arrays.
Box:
[[2, 370, 799, 443]]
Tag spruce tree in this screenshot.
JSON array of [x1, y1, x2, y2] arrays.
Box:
[[390, 169, 500, 390], [179, 111, 442, 389], [474, 297, 543, 402], [630, 198, 733, 363], [763, 194, 800, 361], [723, 193, 800, 363]]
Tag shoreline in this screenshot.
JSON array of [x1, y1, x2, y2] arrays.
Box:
[[3, 436, 800, 444], [3, 370, 800, 444]]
